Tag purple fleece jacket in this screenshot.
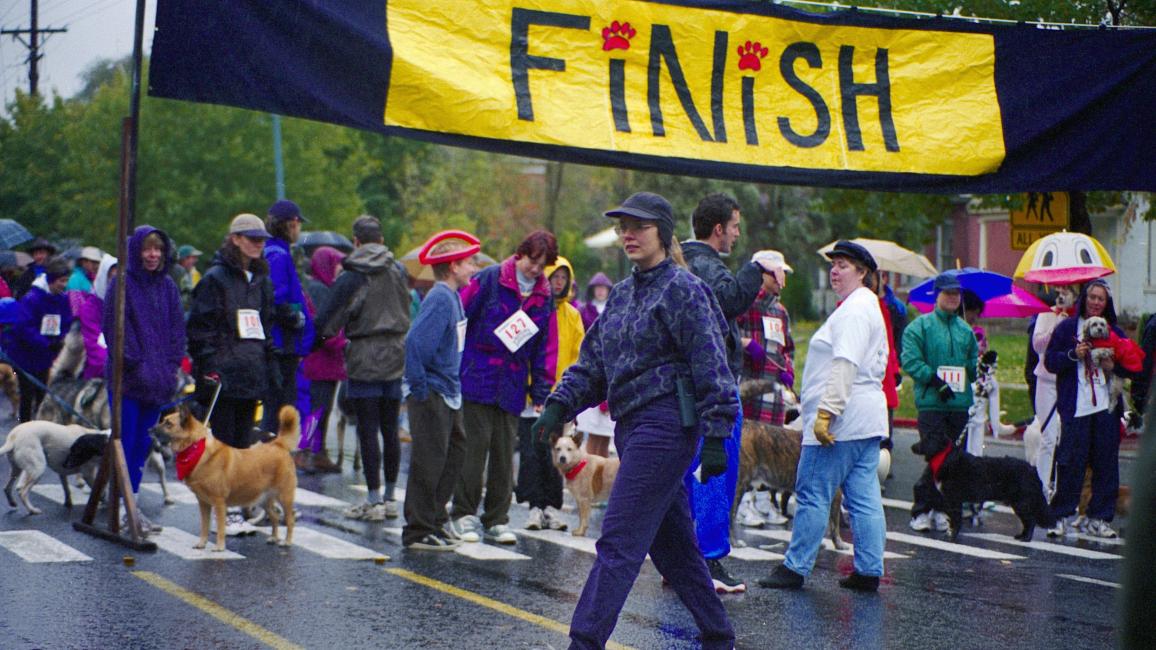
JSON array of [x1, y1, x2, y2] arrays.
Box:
[[102, 225, 186, 407], [458, 255, 553, 415]]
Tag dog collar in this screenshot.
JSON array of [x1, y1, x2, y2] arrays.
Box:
[[928, 445, 951, 480], [175, 439, 206, 480], [564, 459, 587, 481]]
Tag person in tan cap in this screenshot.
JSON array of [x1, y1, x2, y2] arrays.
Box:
[[66, 246, 104, 293], [186, 213, 275, 537]]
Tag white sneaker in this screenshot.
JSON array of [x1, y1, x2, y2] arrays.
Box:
[[932, 511, 950, 532], [1047, 516, 1076, 538], [909, 512, 933, 532], [1085, 518, 1118, 539], [382, 500, 400, 520], [223, 511, 257, 537], [996, 423, 1017, 438], [343, 502, 382, 521], [763, 505, 789, 526], [449, 515, 482, 543], [484, 524, 517, 545], [737, 501, 766, 528], [543, 506, 568, 531], [1071, 515, 1089, 533], [525, 507, 545, 530], [752, 491, 773, 515]]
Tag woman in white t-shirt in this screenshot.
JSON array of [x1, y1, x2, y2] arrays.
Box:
[[759, 240, 889, 592]]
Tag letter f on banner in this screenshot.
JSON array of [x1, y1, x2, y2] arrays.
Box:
[[511, 8, 591, 121]]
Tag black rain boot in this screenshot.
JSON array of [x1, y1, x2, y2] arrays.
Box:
[[757, 564, 804, 589], [838, 573, 880, 592]]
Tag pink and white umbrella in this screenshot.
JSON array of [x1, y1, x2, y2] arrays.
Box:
[[911, 285, 1049, 318]]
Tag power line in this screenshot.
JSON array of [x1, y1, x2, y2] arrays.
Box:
[[1, 0, 68, 96], [773, 0, 1156, 30]]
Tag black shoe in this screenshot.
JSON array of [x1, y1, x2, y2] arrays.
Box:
[[839, 573, 880, 592], [706, 558, 746, 593], [405, 533, 461, 551], [757, 564, 804, 589]]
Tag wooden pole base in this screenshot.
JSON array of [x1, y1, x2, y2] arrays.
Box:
[[74, 438, 157, 552], [72, 521, 157, 552]]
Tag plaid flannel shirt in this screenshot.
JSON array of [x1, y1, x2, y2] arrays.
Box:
[[736, 290, 795, 424]]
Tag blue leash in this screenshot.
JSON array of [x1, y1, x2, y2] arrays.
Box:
[[0, 350, 101, 430]]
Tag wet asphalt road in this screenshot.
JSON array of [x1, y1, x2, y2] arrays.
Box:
[[0, 411, 1134, 650]]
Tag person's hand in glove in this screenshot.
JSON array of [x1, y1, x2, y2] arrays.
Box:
[[929, 375, 955, 402], [700, 438, 728, 480], [813, 409, 836, 446], [530, 403, 562, 444]]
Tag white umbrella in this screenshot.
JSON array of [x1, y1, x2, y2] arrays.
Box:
[[583, 226, 619, 249], [817, 238, 938, 278]]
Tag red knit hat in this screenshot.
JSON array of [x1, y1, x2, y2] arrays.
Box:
[[418, 230, 481, 265]]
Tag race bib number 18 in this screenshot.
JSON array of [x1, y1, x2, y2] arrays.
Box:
[[493, 309, 538, 353]]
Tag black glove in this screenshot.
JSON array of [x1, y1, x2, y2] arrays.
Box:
[[530, 403, 562, 444], [929, 375, 955, 402], [700, 438, 728, 480], [980, 350, 998, 366]]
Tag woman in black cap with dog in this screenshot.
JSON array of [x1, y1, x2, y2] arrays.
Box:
[[532, 191, 737, 649], [759, 240, 889, 592]]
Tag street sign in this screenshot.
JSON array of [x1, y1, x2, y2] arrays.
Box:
[[1010, 192, 1069, 250]]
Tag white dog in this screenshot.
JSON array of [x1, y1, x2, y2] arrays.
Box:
[[1, 421, 108, 514]]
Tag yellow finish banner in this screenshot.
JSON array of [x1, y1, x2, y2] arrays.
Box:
[[385, 0, 1005, 176]]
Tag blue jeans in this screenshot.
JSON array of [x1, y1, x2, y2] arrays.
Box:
[[114, 393, 161, 493], [784, 438, 886, 578]]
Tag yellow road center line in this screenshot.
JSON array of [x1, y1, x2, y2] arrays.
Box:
[[384, 567, 635, 650], [133, 571, 304, 650]]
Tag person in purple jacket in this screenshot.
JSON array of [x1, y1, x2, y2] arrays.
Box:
[[102, 226, 186, 535], [447, 230, 556, 545], [3, 256, 72, 422], [578, 272, 613, 331]]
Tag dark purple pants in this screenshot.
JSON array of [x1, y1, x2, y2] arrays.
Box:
[[568, 398, 734, 650], [1050, 408, 1120, 521]]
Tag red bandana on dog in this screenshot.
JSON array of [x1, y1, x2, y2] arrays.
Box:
[[564, 459, 587, 481], [175, 439, 206, 480], [928, 445, 952, 481]]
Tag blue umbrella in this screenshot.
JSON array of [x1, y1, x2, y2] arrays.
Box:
[[908, 267, 1013, 305], [0, 220, 32, 250]]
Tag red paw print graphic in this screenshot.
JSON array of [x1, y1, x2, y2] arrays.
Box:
[[737, 41, 769, 72], [602, 20, 636, 52]]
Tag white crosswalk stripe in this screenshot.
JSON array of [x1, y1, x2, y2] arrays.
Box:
[[962, 533, 1121, 560], [1056, 573, 1121, 589], [148, 527, 246, 560], [256, 524, 387, 560], [0, 530, 92, 563], [381, 526, 531, 559], [885, 531, 1025, 560], [745, 528, 909, 560]]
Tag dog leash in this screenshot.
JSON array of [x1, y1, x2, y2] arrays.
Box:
[[0, 351, 101, 429]]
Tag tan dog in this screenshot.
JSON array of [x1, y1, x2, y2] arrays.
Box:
[[552, 428, 619, 537], [735, 379, 846, 550], [0, 362, 18, 417], [151, 404, 299, 551]]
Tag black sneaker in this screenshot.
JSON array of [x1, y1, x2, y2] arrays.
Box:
[[406, 533, 461, 552], [838, 573, 880, 592], [758, 564, 804, 589], [706, 558, 746, 594]]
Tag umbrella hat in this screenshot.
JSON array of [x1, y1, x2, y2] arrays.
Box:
[[400, 246, 496, 282], [817, 238, 937, 278], [0, 220, 33, 250], [908, 267, 1013, 305], [1013, 231, 1115, 285]]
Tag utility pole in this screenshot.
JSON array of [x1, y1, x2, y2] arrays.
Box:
[[1, 0, 67, 96]]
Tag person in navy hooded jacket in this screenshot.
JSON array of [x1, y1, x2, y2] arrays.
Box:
[[102, 225, 186, 535], [1044, 279, 1144, 540], [260, 199, 314, 433], [4, 255, 71, 422]]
